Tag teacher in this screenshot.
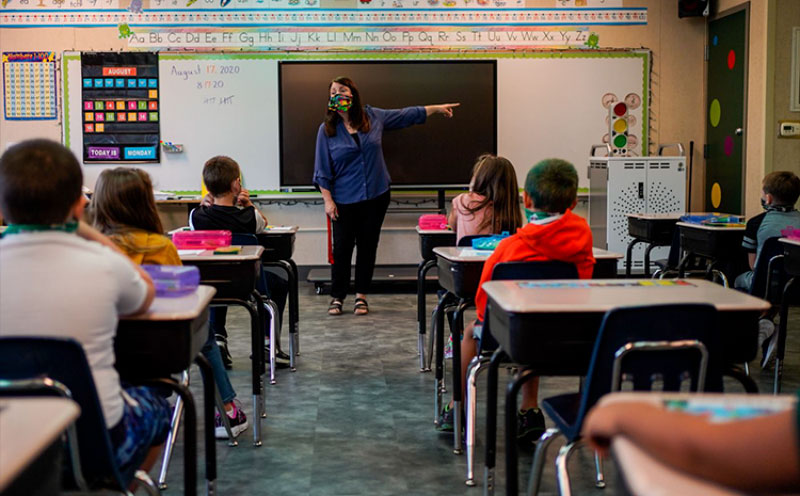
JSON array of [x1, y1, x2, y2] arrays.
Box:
[[313, 76, 459, 316]]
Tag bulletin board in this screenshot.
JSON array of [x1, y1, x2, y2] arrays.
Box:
[[63, 50, 649, 192]]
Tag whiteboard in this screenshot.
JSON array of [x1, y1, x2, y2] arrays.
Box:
[[63, 51, 648, 191]]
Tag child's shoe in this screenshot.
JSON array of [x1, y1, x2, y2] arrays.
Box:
[[215, 400, 249, 439], [444, 334, 453, 359], [436, 404, 455, 432], [517, 408, 545, 446]]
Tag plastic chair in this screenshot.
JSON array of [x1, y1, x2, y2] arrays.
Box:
[[0, 337, 165, 495], [464, 261, 578, 486], [526, 304, 721, 496]]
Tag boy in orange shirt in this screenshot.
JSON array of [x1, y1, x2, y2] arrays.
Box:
[[438, 158, 595, 444]]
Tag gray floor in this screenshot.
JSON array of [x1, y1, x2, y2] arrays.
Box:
[[154, 283, 800, 496]]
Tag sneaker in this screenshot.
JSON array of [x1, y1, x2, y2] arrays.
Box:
[[444, 334, 453, 360], [436, 404, 455, 432], [215, 400, 249, 439], [216, 335, 233, 370], [759, 319, 778, 369], [517, 408, 546, 445]]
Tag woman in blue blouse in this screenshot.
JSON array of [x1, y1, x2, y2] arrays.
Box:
[[313, 76, 458, 316]]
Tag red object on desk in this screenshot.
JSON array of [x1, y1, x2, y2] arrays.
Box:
[[327, 216, 334, 265]]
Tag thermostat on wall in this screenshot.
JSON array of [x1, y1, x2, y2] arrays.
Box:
[[779, 121, 800, 138]]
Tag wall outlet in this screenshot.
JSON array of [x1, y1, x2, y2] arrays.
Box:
[[779, 120, 800, 138]]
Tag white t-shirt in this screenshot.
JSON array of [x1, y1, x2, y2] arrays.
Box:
[[0, 231, 148, 428]]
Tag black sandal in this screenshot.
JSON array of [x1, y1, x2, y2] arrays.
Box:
[[328, 298, 343, 316], [354, 298, 369, 316]]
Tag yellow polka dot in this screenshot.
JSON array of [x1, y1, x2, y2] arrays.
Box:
[[711, 182, 722, 208], [709, 99, 721, 128]]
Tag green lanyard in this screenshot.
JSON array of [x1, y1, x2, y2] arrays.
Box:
[[4, 221, 79, 235]]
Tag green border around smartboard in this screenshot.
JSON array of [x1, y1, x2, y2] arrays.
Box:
[[63, 50, 650, 189]]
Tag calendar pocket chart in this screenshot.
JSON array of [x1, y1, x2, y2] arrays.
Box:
[[81, 51, 160, 163], [2, 51, 57, 121]]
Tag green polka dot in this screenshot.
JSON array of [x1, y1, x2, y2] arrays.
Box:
[[709, 99, 721, 127], [613, 134, 627, 148]]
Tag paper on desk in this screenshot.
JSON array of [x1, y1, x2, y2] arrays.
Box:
[[265, 226, 294, 232], [459, 249, 493, 257], [177, 249, 205, 256]]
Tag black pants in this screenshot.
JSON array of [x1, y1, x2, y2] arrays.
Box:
[[331, 190, 391, 300]]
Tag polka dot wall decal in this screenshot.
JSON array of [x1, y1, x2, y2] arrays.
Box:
[[711, 182, 722, 209], [710, 99, 721, 127], [724, 136, 734, 156], [713, 35, 718, 46], [727, 50, 735, 70]]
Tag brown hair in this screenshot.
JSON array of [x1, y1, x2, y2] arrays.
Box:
[[525, 158, 578, 214], [763, 171, 800, 206], [0, 139, 83, 225], [203, 156, 240, 196], [324, 77, 371, 137], [91, 167, 163, 234], [462, 154, 523, 233]]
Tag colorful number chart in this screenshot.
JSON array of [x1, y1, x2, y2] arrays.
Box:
[[81, 52, 160, 163], [2, 51, 57, 120]]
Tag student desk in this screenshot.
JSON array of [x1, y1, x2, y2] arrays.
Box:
[[256, 227, 301, 369], [675, 221, 745, 285], [602, 392, 795, 496], [625, 213, 681, 276], [592, 247, 624, 278], [179, 246, 268, 447], [0, 397, 80, 496], [416, 227, 456, 372], [480, 279, 770, 496], [430, 246, 625, 454], [117, 285, 217, 496]]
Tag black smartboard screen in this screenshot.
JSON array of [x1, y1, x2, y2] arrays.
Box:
[[279, 61, 496, 189]]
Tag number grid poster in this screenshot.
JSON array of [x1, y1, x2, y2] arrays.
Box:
[[2, 51, 57, 121], [80, 52, 160, 163]]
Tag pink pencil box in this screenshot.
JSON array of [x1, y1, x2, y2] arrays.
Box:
[[418, 214, 448, 230], [172, 230, 232, 249]]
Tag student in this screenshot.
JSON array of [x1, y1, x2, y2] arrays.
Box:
[[582, 399, 800, 493], [0, 139, 168, 473], [438, 158, 595, 445], [734, 171, 800, 366], [190, 155, 290, 368], [90, 167, 249, 439], [448, 154, 524, 244]]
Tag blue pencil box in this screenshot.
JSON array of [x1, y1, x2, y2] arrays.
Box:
[[142, 265, 200, 297]]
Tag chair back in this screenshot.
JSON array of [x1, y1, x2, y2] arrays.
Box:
[[232, 232, 259, 246], [569, 304, 722, 440], [458, 234, 490, 247], [749, 236, 786, 303], [0, 337, 130, 490]]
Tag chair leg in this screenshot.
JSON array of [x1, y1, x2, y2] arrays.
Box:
[[594, 451, 606, 489], [743, 362, 750, 377], [134, 470, 162, 496], [555, 442, 579, 496], [157, 371, 189, 490], [526, 428, 561, 496], [465, 355, 490, 486], [265, 299, 279, 385]]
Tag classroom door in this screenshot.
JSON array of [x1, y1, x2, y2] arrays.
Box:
[[705, 5, 748, 214]]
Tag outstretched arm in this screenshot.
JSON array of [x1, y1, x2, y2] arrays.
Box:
[[425, 103, 460, 118], [583, 401, 800, 493]]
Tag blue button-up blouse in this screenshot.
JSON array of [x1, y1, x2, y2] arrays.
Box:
[[313, 105, 427, 205]]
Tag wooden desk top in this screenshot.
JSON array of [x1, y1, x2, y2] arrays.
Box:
[[121, 285, 216, 321], [433, 246, 492, 262], [0, 397, 80, 491], [170, 226, 298, 235], [178, 245, 264, 261], [482, 278, 770, 314], [592, 247, 623, 260], [416, 226, 455, 235], [780, 237, 800, 248], [676, 221, 745, 231], [626, 213, 683, 220], [604, 392, 795, 496]]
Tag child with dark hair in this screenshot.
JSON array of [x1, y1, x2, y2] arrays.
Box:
[[448, 154, 523, 244], [735, 171, 800, 366], [438, 158, 595, 445], [91, 167, 249, 439], [190, 155, 290, 369], [0, 139, 169, 473]]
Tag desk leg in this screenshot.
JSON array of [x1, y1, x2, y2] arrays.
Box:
[[677, 251, 694, 278], [287, 259, 300, 361], [776, 277, 797, 394], [625, 239, 641, 276], [433, 292, 453, 426], [452, 299, 471, 455], [247, 293, 264, 447], [505, 368, 537, 496], [484, 349, 506, 496], [417, 259, 436, 372], [195, 355, 217, 496], [643, 243, 657, 276]]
